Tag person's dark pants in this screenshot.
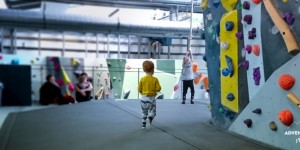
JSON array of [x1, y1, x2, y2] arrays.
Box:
[[182, 80, 195, 101]]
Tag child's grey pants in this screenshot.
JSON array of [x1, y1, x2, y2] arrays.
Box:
[[140, 95, 156, 123]]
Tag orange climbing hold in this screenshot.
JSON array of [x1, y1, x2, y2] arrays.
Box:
[[278, 110, 293, 126], [252, 45, 260, 56], [203, 77, 209, 91], [192, 62, 199, 73], [252, 0, 261, 4], [194, 73, 204, 85], [278, 74, 295, 90]]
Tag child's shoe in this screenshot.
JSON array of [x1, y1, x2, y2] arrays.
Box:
[[191, 100, 194, 104], [142, 122, 146, 128]]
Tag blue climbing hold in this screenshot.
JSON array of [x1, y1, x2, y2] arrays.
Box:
[[11, 58, 20, 65], [227, 93, 235, 101], [222, 68, 229, 76], [225, 21, 234, 31], [219, 107, 225, 113]]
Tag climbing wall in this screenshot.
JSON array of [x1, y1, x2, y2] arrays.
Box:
[[229, 53, 300, 150], [46, 57, 84, 96], [241, 0, 265, 100], [203, 0, 236, 129], [106, 59, 126, 99], [220, 9, 239, 113]]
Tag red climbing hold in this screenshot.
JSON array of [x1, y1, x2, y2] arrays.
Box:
[[126, 65, 131, 70], [278, 110, 293, 126], [252, 0, 261, 4], [174, 84, 179, 91], [278, 74, 295, 90]]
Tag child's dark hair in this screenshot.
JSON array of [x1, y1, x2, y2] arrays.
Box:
[[143, 60, 154, 73], [46, 74, 53, 81]]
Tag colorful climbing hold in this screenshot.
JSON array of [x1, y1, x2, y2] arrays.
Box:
[[252, 45, 260, 56], [236, 3, 243, 10], [219, 107, 225, 113], [221, 42, 230, 50], [68, 83, 74, 92], [56, 78, 64, 87], [244, 119, 252, 128], [282, 0, 288, 3], [174, 84, 179, 91], [49, 57, 56, 62], [252, 0, 261, 4], [126, 65, 131, 70], [238, 60, 249, 70], [243, 15, 252, 24], [225, 21, 234, 31], [245, 44, 252, 54], [243, 1, 250, 10], [11, 58, 20, 65], [252, 108, 262, 114], [213, 0, 221, 7], [192, 62, 199, 73], [278, 110, 293, 126], [235, 32, 243, 40], [201, 0, 208, 10], [226, 93, 235, 101], [61, 66, 71, 84], [248, 28, 256, 39], [253, 67, 261, 85], [287, 93, 300, 107], [271, 25, 279, 34], [269, 121, 277, 131], [222, 68, 230, 76], [53, 64, 60, 72], [283, 12, 295, 25], [0, 54, 3, 60], [113, 76, 116, 81], [278, 74, 295, 90], [30, 60, 35, 64]]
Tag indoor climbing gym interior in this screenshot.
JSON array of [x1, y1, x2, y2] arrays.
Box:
[[0, 0, 299, 150]]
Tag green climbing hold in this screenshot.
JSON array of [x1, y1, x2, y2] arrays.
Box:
[[236, 3, 243, 10]]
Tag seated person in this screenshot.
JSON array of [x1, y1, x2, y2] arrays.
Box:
[[39, 75, 64, 105], [75, 73, 93, 102], [40, 74, 74, 105]]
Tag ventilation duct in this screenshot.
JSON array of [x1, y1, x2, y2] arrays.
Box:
[[0, 9, 201, 38]]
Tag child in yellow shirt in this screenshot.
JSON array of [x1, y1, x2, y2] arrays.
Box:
[[138, 60, 161, 128]]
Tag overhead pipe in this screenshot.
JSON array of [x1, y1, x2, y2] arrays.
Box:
[[39, 0, 202, 12], [0, 9, 200, 38]]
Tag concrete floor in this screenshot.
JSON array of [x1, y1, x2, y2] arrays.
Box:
[[0, 100, 279, 150]]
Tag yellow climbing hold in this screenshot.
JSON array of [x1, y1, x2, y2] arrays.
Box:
[[282, 0, 288, 3], [61, 66, 71, 84], [221, 0, 238, 12], [201, 0, 208, 10], [72, 58, 78, 66]]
